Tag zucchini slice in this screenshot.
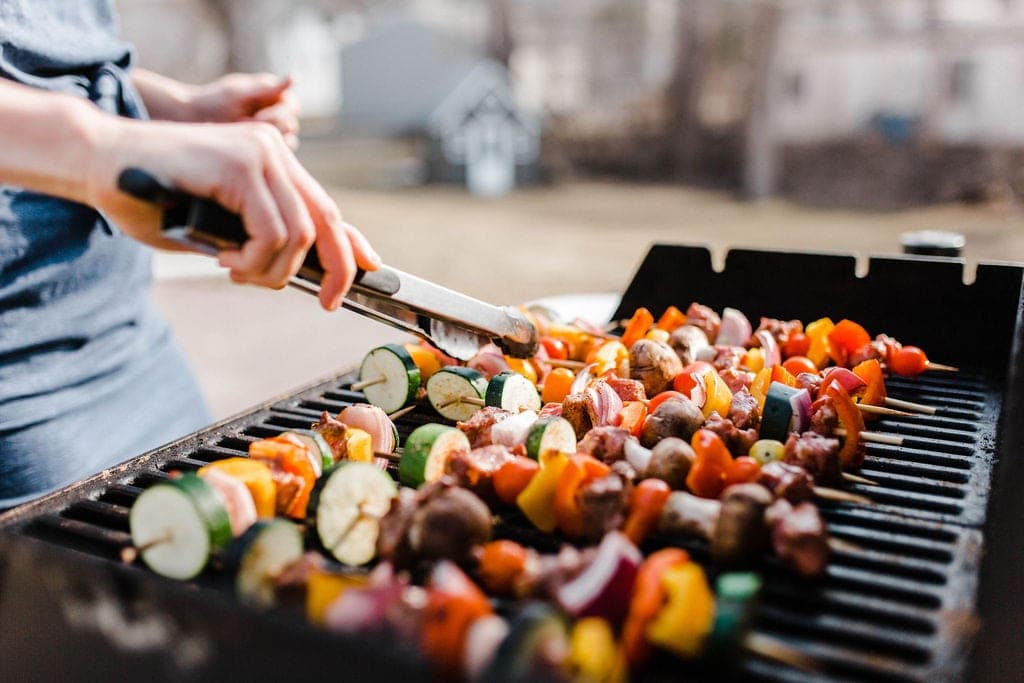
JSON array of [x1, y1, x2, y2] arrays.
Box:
[[486, 372, 541, 413], [129, 473, 232, 580], [400, 423, 471, 487], [284, 429, 334, 471], [427, 366, 488, 421], [308, 461, 397, 566], [359, 344, 421, 414], [229, 519, 304, 607], [524, 416, 577, 460]]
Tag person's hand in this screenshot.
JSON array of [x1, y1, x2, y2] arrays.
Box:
[[85, 116, 378, 310], [188, 73, 300, 148]]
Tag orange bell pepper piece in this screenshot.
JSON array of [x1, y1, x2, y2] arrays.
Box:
[[494, 456, 540, 506], [852, 358, 887, 406], [749, 367, 772, 410], [672, 361, 714, 395], [826, 383, 866, 470], [421, 562, 493, 675], [622, 478, 671, 546], [249, 435, 317, 519], [686, 429, 732, 499], [554, 455, 611, 537], [477, 540, 531, 596], [770, 364, 798, 388], [621, 307, 655, 348], [622, 548, 690, 666], [618, 401, 648, 437], [725, 456, 762, 486], [828, 319, 871, 363], [655, 305, 688, 332]]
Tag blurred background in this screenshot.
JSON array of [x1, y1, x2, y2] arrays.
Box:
[[119, 0, 1024, 417]]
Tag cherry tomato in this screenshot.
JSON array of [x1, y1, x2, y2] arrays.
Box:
[[648, 390, 688, 414], [493, 457, 540, 505], [781, 332, 810, 358], [889, 346, 929, 377], [539, 337, 569, 361], [782, 355, 817, 377]]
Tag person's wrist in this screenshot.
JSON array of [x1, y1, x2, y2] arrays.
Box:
[[79, 108, 134, 207]]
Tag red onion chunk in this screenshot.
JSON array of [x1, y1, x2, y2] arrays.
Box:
[[717, 307, 753, 347], [556, 531, 641, 625], [468, 344, 512, 379], [586, 381, 623, 428], [820, 367, 867, 396], [789, 388, 813, 433], [623, 438, 652, 473], [755, 330, 781, 368], [569, 363, 597, 396], [338, 404, 396, 454]]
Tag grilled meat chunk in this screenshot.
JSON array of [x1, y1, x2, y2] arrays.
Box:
[[766, 499, 830, 578], [314, 411, 349, 461], [712, 345, 745, 372], [712, 483, 773, 566], [578, 473, 629, 541], [750, 317, 803, 347], [794, 372, 823, 396], [605, 375, 647, 403], [456, 406, 513, 448], [577, 426, 632, 463], [658, 491, 720, 541], [704, 412, 759, 457], [809, 394, 839, 435], [447, 445, 516, 502], [562, 393, 593, 440], [784, 431, 841, 485], [728, 388, 761, 430], [757, 461, 815, 504], [720, 367, 755, 395], [686, 302, 721, 343]]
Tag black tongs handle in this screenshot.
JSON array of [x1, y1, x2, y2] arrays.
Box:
[[117, 167, 400, 296]]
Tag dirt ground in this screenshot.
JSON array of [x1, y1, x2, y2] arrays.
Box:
[[153, 176, 1024, 418]]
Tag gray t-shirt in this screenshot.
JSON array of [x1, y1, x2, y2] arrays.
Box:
[[0, 1, 210, 505]]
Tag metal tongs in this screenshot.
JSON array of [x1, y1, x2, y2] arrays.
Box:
[[118, 168, 538, 360]]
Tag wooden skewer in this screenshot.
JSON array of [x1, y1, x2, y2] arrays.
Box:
[[834, 428, 904, 446], [926, 362, 959, 372], [351, 375, 386, 392], [121, 532, 172, 563], [857, 403, 913, 417], [544, 358, 588, 369], [387, 405, 417, 421], [827, 537, 864, 554], [841, 472, 879, 486], [884, 397, 937, 415], [437, 396, 486, 409], [744, 632, 821, 674], [375, 451, 401, 462], [813, 486, 873, 505]]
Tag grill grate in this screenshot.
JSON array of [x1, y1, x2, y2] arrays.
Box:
[[0, 368, 992, 683]]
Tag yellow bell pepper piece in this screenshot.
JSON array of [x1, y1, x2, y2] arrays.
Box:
[[749, 368, 771, 411], [506, 356, 539, 385], [344, 427, 374, 463], [588, 340, 629, 377], [199, 457, 277, 518], [516, 450, 570, 533], [306, 569, 367, 625], [742, 347, 764, 373], [569, 617, 628, 683], [547, 324, 593, 361], [805, 317, 835, 370], [645, 563, 715, 659], [644, 328, 671, 345], [701, 369, 733, 418]]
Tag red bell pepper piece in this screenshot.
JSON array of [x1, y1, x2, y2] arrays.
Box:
[[725, 456, 762, 486], [622, 478, 672, 546], [618, 401, 648, 437], [655, 306, 688, 332], [686, 429, 733, 499], [852, 358, 887, 406], [671, 361, 715, 395], [621, 548, 690, 667]]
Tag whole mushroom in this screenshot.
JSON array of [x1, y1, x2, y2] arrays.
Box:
[[644, 437, 695, 490], [629, 339, 683, 397], [640, 397, 705, 448]]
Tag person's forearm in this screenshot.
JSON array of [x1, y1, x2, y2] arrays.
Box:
[[0, 79, 114, 205], [131, 69, 199, 122]]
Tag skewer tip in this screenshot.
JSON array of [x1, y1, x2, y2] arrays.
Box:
[[926, 362, 959, 372]]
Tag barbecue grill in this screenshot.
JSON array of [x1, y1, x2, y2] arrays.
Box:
[[1, 244, 1021, 682]]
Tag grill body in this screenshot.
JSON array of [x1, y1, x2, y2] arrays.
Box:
[[1, 245, 1021, 682]]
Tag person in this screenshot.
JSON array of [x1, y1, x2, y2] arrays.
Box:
[[0, 3, 379, 508]]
